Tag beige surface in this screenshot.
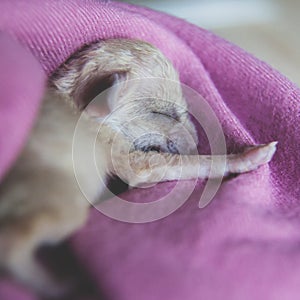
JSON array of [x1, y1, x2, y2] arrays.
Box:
[[123, 0, 300, 86], [213, 0, 300, 86]]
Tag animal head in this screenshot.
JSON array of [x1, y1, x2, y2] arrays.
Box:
[[95, 77, 199, 155], [51, 39, 199, 155]]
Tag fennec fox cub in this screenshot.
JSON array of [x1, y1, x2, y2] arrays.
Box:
[[0, 39, 277, 297]]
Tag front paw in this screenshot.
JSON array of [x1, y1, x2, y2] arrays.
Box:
[[228, 141, 277, 174]]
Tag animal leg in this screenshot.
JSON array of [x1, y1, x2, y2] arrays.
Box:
[[114, 142, 277, 187]]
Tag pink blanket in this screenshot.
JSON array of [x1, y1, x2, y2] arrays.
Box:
[[1, 1, 300, 299]]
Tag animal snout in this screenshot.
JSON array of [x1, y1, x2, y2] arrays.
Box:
[[133, 135, 179, 154]]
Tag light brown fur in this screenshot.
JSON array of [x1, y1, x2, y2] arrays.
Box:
[[0, 39, 277, 297]]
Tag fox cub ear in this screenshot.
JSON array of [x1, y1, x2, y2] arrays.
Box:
[[50, 65, 127, 120], [79, 73, 127, 119]]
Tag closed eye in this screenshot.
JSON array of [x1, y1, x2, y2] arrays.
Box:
[[151, 111, 180, 121]]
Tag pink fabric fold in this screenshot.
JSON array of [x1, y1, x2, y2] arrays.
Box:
[[0, 1, 300, 299], [0, 33, 45, 181]]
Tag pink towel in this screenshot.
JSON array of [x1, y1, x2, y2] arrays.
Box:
[[1, 1, 300, 299]]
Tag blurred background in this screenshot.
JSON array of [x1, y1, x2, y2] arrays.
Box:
[[120, 0, 300, 86]]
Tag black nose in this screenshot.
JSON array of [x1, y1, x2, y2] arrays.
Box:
[[133, 138, 179, 154], [140, 145, 161, 152], [167, 139, 179, 154]]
